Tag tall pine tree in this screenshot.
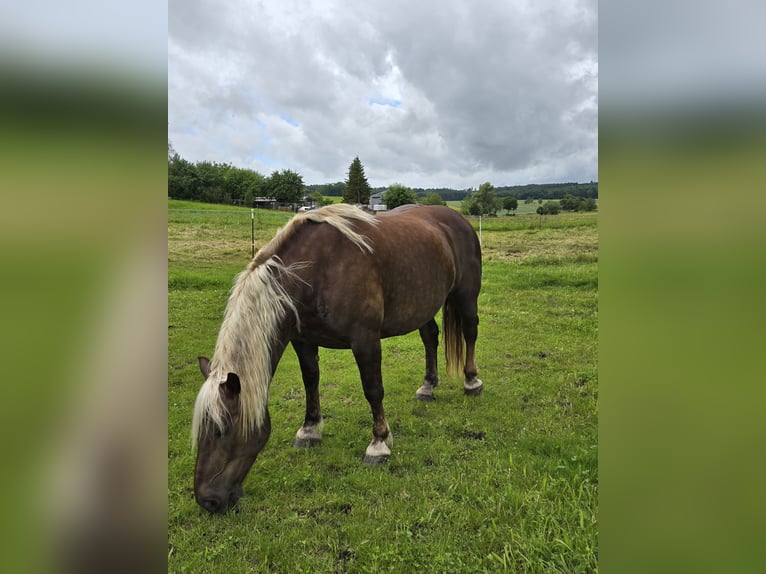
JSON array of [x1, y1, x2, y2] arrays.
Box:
[[343, 156, 372, 205]]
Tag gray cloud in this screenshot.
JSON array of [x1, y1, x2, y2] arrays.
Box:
[[169, 0, 597, 188]]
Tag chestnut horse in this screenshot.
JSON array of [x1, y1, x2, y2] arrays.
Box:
[[192, 204, 482, 513]]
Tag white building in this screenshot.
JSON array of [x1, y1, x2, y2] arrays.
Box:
[[369, 192, 387, 212]]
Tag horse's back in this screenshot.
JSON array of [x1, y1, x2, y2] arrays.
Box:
[[368, 205, 481, 333], [276, 204, 480, 344], [381, 205, 481, 290]]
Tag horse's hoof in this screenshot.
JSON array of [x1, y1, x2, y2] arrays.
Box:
[[416, 383, 436, 401], [293, 437, 321, 448], [363, 437, 391, 464], [363, 454, 389, 465], [464, 379, 484, 396]]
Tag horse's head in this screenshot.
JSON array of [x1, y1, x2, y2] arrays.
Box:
[[193, 356, 271, 514]]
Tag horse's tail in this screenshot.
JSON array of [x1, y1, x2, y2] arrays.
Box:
[[442, 298, 464, 379]]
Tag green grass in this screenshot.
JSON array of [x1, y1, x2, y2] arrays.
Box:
[[168, 200, 598, 573]]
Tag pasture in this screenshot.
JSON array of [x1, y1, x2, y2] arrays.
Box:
[[168, 200, 598, 573]]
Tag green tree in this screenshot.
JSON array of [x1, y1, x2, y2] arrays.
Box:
[[310, 190, 335, 207], [421, 191, 446, 206], [582, 198, 597, 212], [460, 195, 481, 216], [383, 183, 417, 210], [536, 201, 561, 215], [195, 160, 227, 204], [471, 182, 500, 216], [266, 169, 305, 204], [343, 156, 372, 204], [309, 181, 345, 197], [224, 166, 265, 205], [559, 194, 598, 213], [502, 196, 518, 214], [168, 153, 199, 200]]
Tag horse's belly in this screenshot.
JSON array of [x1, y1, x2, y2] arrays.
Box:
[[379, 297, 444, 338]]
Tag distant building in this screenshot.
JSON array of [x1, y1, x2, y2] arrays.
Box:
[[369, 192, 387, 212], [253, 197, 277, 209]]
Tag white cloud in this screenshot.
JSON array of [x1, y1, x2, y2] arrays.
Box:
[[169, 0, 598, 187]]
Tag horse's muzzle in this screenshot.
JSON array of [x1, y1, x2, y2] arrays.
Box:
[[197, 485, 242, 514]]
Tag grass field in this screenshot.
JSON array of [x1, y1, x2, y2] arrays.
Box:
[[168, 200, 598, 573]]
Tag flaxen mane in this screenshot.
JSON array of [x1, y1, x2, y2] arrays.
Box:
[[251, 204, 378, 266], [192, 205, 379, 445]]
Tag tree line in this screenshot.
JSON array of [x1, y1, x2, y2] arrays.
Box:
[[461, 182, 597, 216], [305, 182, 598, 202], [168, 153, 306, 206], [168, 146, 597, 210]]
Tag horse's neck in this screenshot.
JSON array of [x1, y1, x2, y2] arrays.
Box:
[[219, 304, 292, 379], [215, 260, 299, 403], [265, 324, 291, 380]]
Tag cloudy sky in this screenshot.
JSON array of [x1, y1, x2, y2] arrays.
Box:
[[169, 0, 597, 189]]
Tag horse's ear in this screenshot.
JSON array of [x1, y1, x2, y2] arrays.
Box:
[[198, 356, 211, 378], [221, 373, 241, 398]]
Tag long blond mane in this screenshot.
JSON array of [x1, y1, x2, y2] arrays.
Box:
[[252, 203, 378, 266], [192, 204, 378, 445]]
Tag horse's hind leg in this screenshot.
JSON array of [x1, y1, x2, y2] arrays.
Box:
[[416, 318, 440, 401], [452, 292, 484, 396], [460, 298, 483, 396], [291, 341, 324, 447]]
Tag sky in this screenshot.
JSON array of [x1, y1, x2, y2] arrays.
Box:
[[168, 0, 597, 189]]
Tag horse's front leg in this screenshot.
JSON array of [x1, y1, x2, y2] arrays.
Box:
[[291, 340, 324, 447], [352, 335, 391, 464]]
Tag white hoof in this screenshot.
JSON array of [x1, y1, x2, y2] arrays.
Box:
[[293, 419, 323, 448], [363, 439, 391, 464], [416, 382, 436, 401], [464, 378, 484, 396]]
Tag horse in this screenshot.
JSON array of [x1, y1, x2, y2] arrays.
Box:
[[191, 203, 483, 513]]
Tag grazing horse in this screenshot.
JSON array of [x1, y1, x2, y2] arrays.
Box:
[[192, 204, 482, 513]]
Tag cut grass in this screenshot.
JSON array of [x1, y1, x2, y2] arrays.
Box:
[[168, 201, 597, 573]]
